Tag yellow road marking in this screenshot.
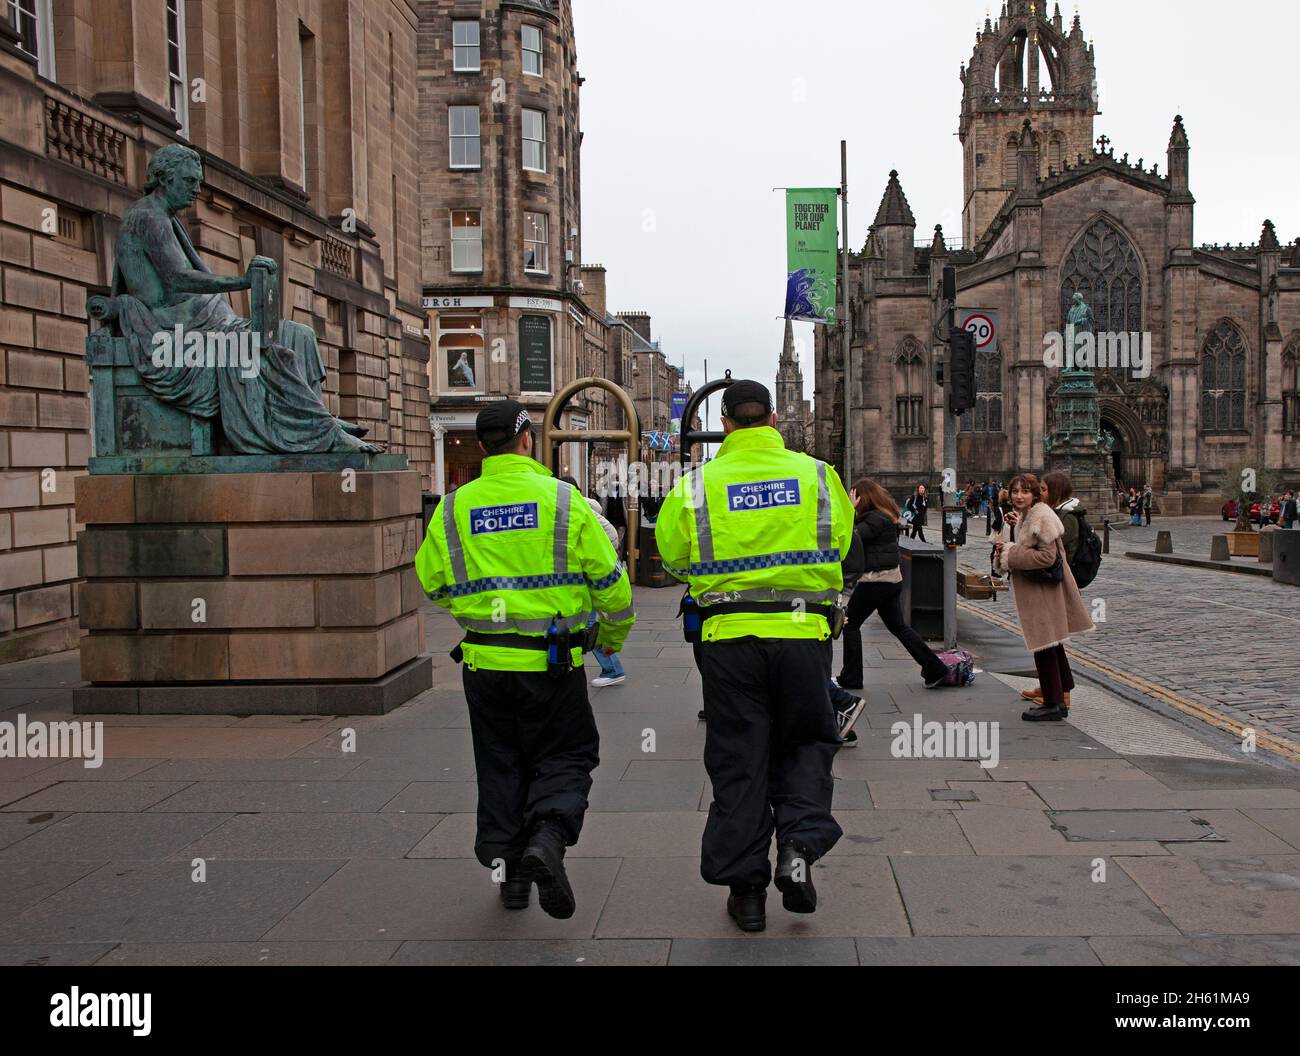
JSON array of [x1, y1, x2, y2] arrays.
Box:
[[958, 600, 1300, 765]]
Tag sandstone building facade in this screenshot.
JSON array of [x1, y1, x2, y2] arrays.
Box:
[[815, 0, 1300, 510], [419, 0, 674, 494], [0, 0, 430, 662]]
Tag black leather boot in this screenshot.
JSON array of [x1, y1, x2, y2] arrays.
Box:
[[521, 820, 576, 920], [774, 839, 817, 913], [1022, 701, 1067, 722], [498, 862, 530, 910], [726, 885, 766, 932]]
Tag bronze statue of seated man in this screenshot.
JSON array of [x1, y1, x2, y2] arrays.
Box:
[[104, 143, 377, 455]]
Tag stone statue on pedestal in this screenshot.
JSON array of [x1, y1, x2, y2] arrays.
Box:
[[92, 143, 378, 456], [1064, 291, 1093, 369]]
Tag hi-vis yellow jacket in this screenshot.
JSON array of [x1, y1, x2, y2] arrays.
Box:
[[415, 454, 635, 672], [654, 426, 854, 642]]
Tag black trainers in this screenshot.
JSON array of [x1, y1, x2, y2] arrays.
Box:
[[841, 729, 858, 746], [521, 820, 576, 920], [726, 885, 767, 932], [1022, 702, 1067, 722], [498, 875, 531, 910], [835, 697, 865, 744], [774, 839, 817, 914]]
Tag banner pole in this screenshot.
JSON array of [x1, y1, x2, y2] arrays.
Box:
[[840, 140, 851, 481]]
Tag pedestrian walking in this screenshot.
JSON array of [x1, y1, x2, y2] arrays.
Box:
[[993, 488, 1013, 577], [1127, 487, 1141, 526], [835, 478, 951, 694], [1141, 483, 1153, 526], [564, 477, 627, 688], [655, 380, 854, 933], [992, 473, 1095, 722], [1281, 490, 1298, 529], [415, 402, 635, 919], [908, 484, 930, 541]]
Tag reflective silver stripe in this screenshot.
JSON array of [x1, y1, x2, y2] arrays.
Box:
[[554, 480, 572, 574], [816, 461, 832, 553], [696, 588, 840, 607], [455, 614, 588, 634], [443, 492, 468, 584], [690, 468, 714, 564], [595, 605, 636, 623]]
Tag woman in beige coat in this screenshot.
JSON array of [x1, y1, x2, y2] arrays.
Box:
[[992, 473, 1094, 721]]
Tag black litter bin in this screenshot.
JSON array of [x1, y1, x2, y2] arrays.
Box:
[[899, 539, 944, 640], [636, 523, 671, 587]]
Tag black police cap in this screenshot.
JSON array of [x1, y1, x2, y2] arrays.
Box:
[[720, 380, 773, 420], [476, 400, 532, 450]]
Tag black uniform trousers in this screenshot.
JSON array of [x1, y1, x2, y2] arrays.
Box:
[[462, 665, 599, 869], [697, 636, 843, 889]]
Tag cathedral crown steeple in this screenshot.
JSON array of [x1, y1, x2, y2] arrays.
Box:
[[959, 0, 1099, 246]]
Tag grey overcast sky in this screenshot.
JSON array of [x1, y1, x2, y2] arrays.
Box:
[[571, 0, 1297, 412]]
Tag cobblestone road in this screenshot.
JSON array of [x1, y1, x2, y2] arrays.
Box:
[[953, 516, 1300, 747]]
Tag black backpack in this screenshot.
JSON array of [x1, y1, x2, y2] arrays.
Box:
[[1069, 510, 1102, 589]]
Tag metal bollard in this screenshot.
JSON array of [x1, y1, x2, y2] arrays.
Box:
[[1102, 518, 1110, 555]]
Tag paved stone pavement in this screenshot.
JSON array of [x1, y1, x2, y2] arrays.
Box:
[[954, 516, 1300, 749], [0, 585, 1298, 966]]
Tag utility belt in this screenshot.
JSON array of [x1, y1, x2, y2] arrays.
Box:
[[678, 593, 845, 643], [451, 619, 599, 678]]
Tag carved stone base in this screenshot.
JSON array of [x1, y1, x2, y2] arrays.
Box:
[[73, 469, 430, 714], [1046, 448, 1124, 525], [88, 452, 408, 475]]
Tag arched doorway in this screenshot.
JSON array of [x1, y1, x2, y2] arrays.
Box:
[[1099, 401, 1148, 492]]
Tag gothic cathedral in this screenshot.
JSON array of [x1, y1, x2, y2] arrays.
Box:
[[814, 0, 1300, 512]]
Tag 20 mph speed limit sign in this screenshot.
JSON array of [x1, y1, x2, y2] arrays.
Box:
[[957, 309, 998, 354]]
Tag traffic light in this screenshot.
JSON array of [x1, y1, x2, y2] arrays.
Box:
[[947, 327, 976, 416]]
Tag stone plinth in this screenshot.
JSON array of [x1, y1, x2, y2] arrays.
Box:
[[72, 470, 432, 715]]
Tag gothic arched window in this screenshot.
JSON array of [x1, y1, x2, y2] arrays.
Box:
[[960, 345, 1004, 433], [1200, 321, 1248, 433], [1059, 218, 1144, 378], [1046, 134, 1064, 175], [1282, 335, 1300, 436], [894, 338, 926, 436], [1003, 134, 1019, 186]]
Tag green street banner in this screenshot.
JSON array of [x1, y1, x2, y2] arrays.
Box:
[[784, 188, 838, 324]]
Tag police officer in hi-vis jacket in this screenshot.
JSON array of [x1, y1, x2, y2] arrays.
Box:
[[655, 380, 854, 932], [415, 401, 635, 919]]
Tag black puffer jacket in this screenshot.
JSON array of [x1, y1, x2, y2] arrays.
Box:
[[855, 509, 900, 572]]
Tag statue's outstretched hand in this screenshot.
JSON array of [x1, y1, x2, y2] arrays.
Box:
[[247, 255, 278, 274]]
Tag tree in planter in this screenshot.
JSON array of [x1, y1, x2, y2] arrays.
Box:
[[1221, 460, 1283, 533]]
